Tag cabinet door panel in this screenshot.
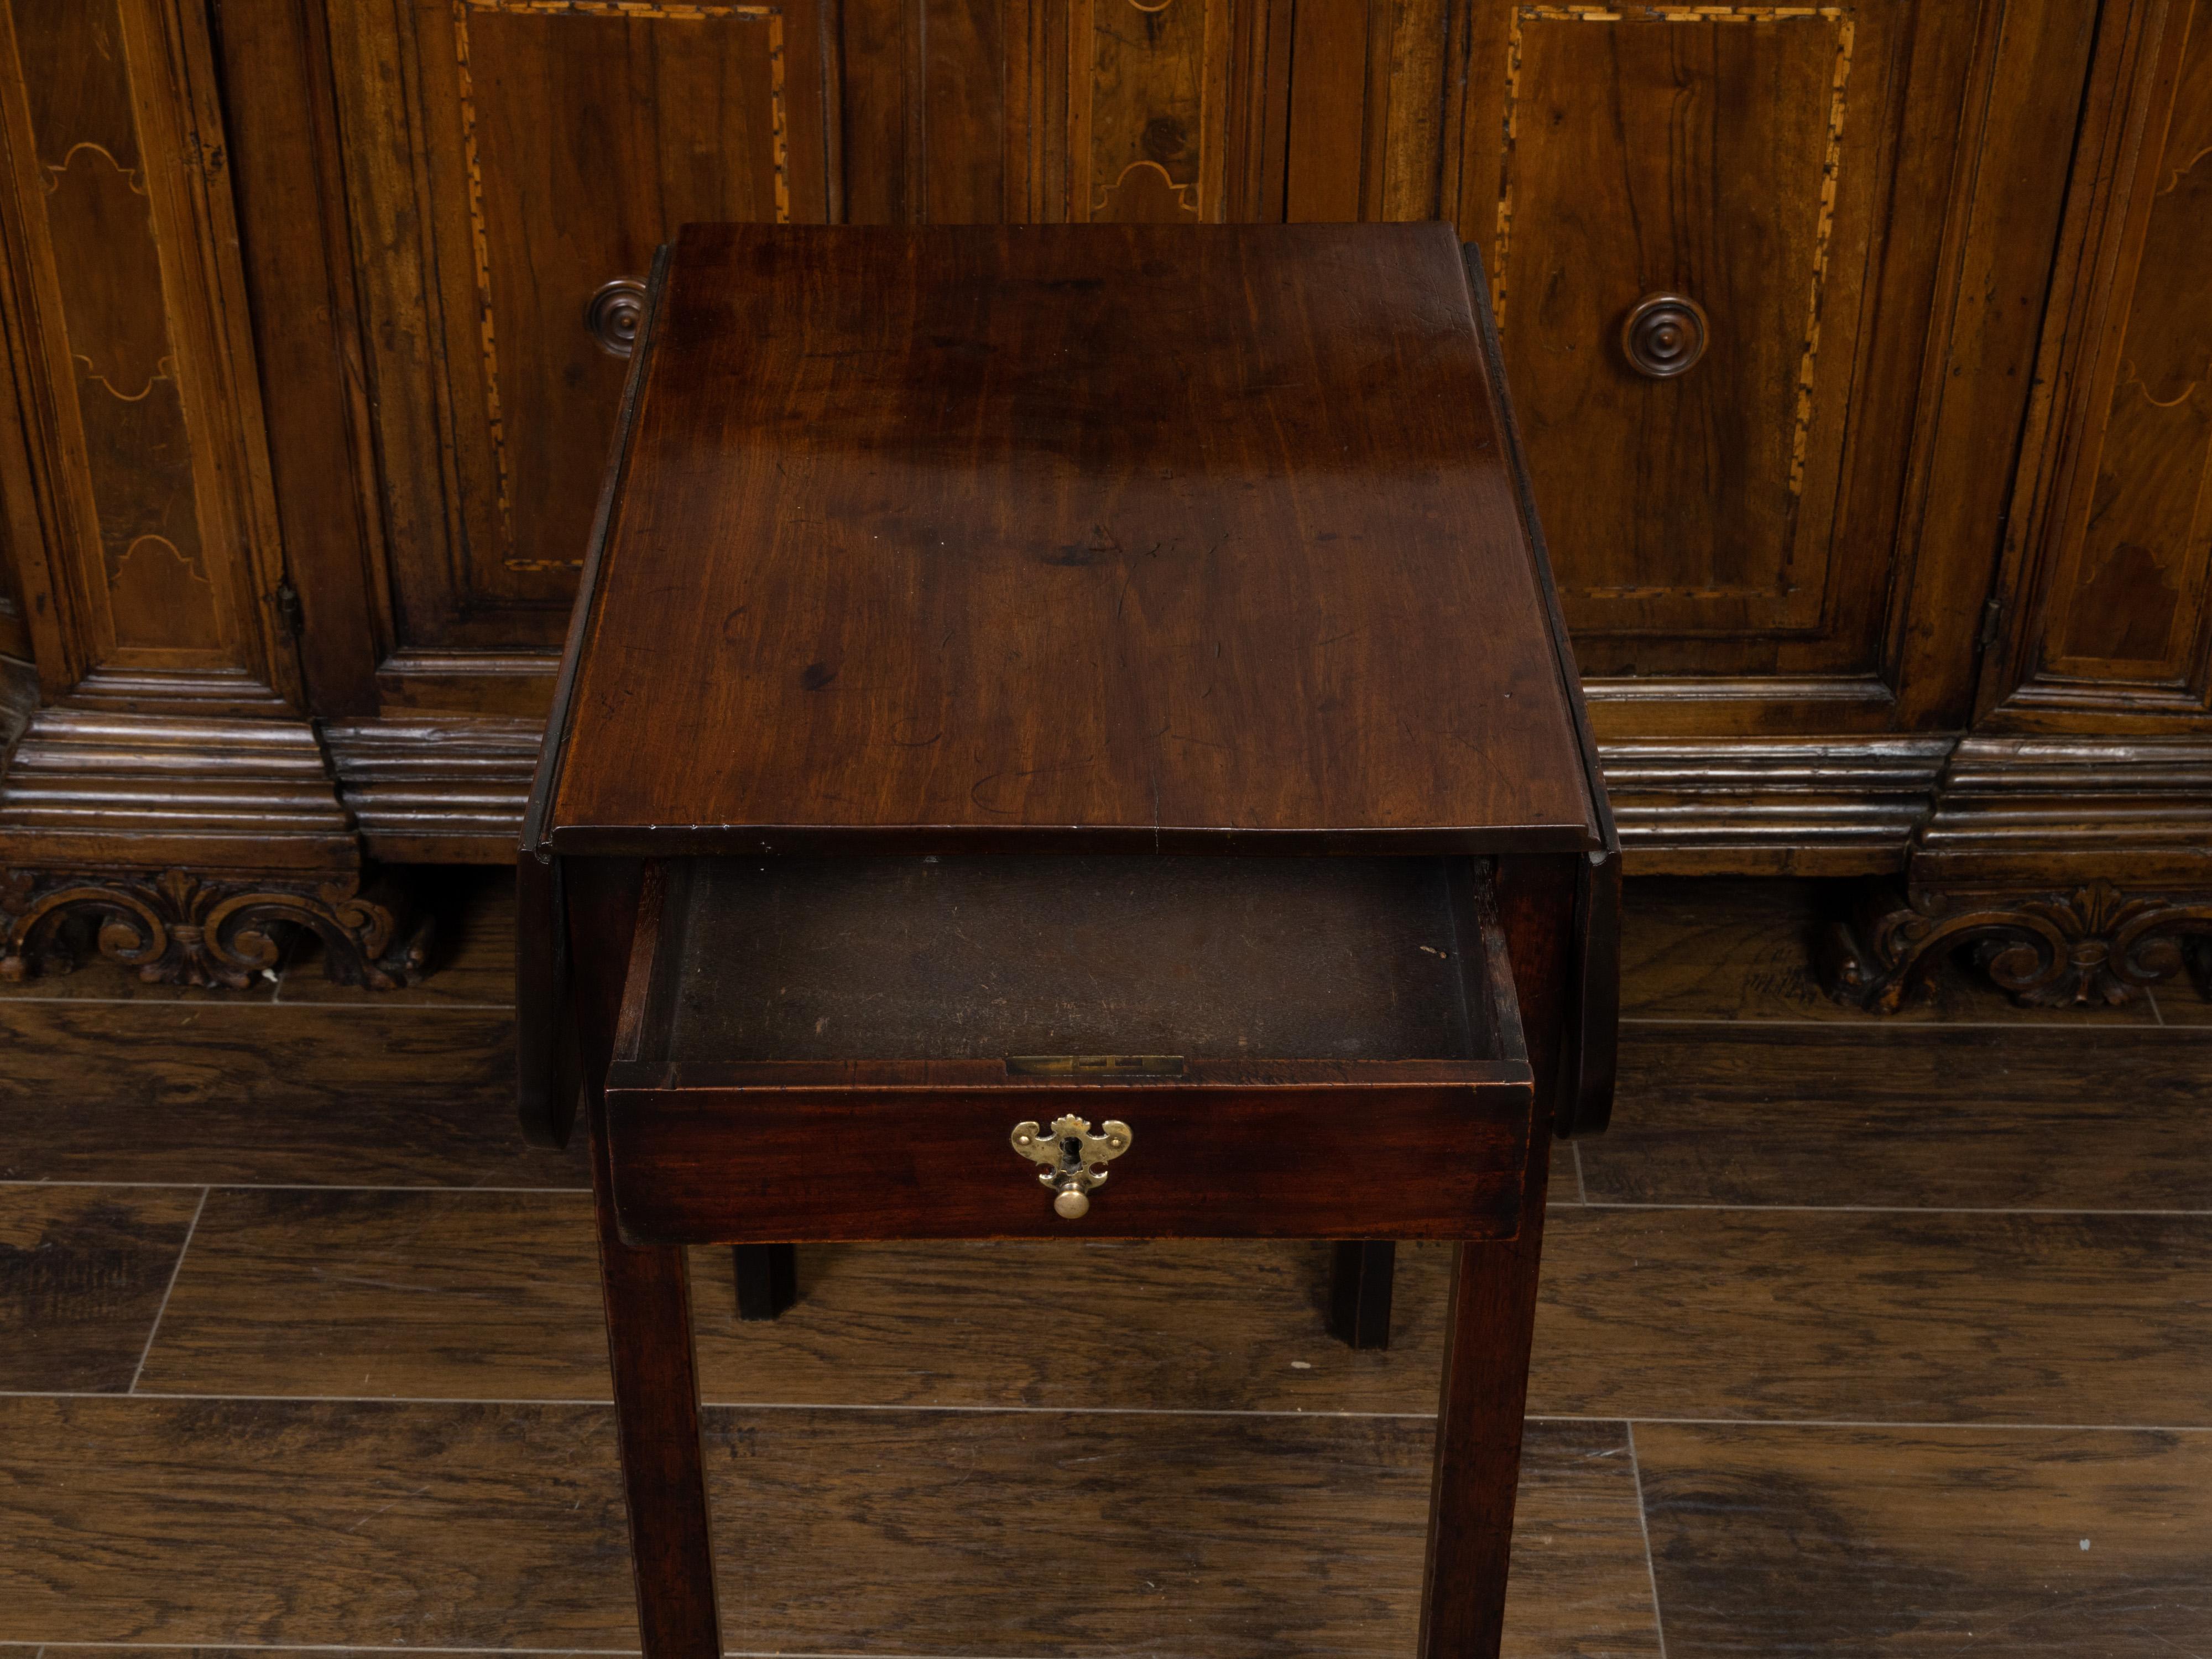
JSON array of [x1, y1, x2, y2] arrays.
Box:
[[0, 0, 293, 701], [459, 7, 800, 580], [331, 0, 830, 660], [1458, 3, 1937, 680], [2001, 0, 2212, 719]]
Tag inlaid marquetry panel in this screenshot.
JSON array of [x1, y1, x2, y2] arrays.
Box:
[[326, 0, 832, 655], [0, 0, 291, 699], [1456, 4, 1885, 662], [1064, 0, 1233, 222], [2001, 0, 2212, 718]]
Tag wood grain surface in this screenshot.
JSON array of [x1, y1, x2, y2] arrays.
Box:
[[1582, 1025, 2212, 1210], [0, 1185, 200, 1392], [137, 1193, 1481, 1412], [1532, 1208, 2212, 1426], [139, 1188, 2212, 1431], [1637, 1424, 2212, 1655], [548, 223, 1599, 853], [0, 1003, 582, 1189], [138, 1190, 609, 1402], [0, 1397, 1658, 1656]]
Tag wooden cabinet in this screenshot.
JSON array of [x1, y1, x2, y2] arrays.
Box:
[[1992, 0, 2212, 735], [0, 0, 2206, 1006], [1826, 0, 2212, 1007]]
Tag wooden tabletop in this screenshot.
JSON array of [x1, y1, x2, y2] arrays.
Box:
[[536, 222, 1603, 855]]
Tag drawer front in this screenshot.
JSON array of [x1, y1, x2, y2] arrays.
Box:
[[605, 1081, 1533, 1244]]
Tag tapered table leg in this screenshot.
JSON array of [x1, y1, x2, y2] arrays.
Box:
[[570, 860, 722, 1659], [1416, 1131, 1551, 1658], [591, 1113, 722, 1659], [1417, 854, 1573, 1655]]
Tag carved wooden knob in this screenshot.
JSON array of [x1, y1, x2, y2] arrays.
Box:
[[1621, 293, 1709, 379], [587, 278, 649, 358]]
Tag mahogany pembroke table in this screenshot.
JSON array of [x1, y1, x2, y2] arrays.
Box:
[[517, 221, 1620, 1659]]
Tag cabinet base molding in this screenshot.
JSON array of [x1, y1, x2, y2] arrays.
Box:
[[324, 716, 544, 864], [1599, 737, 1952, 876], [0, 864, 431, 990], [1908, 734, 2212, 883], [0, 702, 434, 989], [1820, 881, 2212, 1011], [0, 707, 358, 869]]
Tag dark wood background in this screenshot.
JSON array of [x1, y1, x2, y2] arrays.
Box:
[[0, 0, 2207, 1000]]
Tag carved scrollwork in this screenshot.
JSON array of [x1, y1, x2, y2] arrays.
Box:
[[1819, 881, 2212, 1011], [0, 867, 431, 990]]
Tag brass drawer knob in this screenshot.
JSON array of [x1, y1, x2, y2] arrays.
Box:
[[1011, 1113, 1133, 1219], [1621, 293, 1709, 379], [587, 277, 649, 358]]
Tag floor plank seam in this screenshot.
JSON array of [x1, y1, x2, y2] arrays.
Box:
[[1617, 1015, 2198, 1031], [1625, 1421, 1670, 1659], [6, 1391, 2210, 1432], [1538, 1412, 2212, 1432], [126, 1187, 206, 1395], [0, 1181, 590, 1196], [1573, 1200, 2212, 1216], [8, 1647, 643, 1657], [270, 995, 520, 1011], [0, 996, 516, 1011], [0, 1655, 1040, 1659], [7, 1648, 640, 1657]]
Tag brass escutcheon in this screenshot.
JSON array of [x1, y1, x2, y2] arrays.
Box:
[[1009, 1113, 1133, 1219]]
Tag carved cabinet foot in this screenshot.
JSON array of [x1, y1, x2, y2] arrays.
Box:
[[0, 867, 432, 990], [1820, 881, 2212, 1011]]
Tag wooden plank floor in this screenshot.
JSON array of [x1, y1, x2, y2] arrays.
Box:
[[3, 873, 2209, 1656]]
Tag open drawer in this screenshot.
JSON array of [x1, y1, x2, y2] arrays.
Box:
[[603, 855, 1535, 1244]]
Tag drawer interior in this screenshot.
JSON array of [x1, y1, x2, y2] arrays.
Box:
[[619, 854, 1521, 1072], [604, 854, 1533, 1242]]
